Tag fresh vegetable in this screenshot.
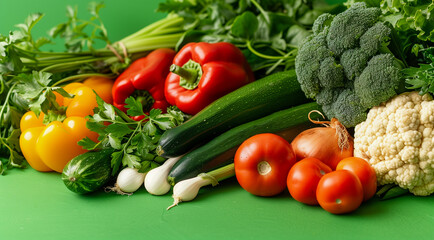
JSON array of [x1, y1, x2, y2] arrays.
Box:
[[158, 0, 344, 76], [63, 84, 99, 118], [0, 3, 185, 173], [19, 126, 50, 172], [18, 77, 112, 173], [354, 91, 434, 196], [78, 94, 188, 176], [291, 111, 353, 170], [62, 149, 115, 194], [295, 2, 407, 127], [287, 157, 332, 205], [106, 167, 147, 195], [81, 77, 114, 104], [336, 157, 377, 201], [35, 117, 99, 173], [20, 113, 99, 173], [404, 47, 434, 96], [158, 70, 309, 158], [168, 102, 320, 185], [0, 0, 339, 173], [165, 42, 254, 115], [316, 170, 364, 214], [347, 0, 434, 43], [144, 156, 182, 196], [112, 48, 176, 120], [167, 163, 235, 210], [234, 133, 296, 197]]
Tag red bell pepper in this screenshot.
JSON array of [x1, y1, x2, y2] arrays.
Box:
[[165, 42, 255, 115], [112, 48, 176, 120]]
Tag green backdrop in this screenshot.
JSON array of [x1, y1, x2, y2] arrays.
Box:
[[1, 1, 433, 240]]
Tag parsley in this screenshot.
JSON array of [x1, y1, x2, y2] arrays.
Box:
[[404, 47, 434, 96], [79, 95, 189, 175]]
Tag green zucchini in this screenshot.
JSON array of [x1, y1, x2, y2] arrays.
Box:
[[158, 70, 308, 158], [62, 149, 115, 194], [167, 102, 320, 185]]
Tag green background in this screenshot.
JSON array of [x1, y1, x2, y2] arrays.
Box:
[[1, 1, 434, 240]]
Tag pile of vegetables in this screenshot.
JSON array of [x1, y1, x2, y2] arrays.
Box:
[[1, 0, 433, 215]]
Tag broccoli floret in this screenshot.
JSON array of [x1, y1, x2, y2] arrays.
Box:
[[360, 22, 392, 56], [326, 2, 381, 56], [318, 57, 345, 88], [295, 29, 332, 99], [354, 54, 401, 108], [316, 88, 341, 106], [340, 48, 370, 80], [312, 13, 334, 35], [329, 89, 368, 127], [295, 2, 404, 127]]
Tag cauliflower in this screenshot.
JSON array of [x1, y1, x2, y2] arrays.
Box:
[[354, 91, 434, 196]]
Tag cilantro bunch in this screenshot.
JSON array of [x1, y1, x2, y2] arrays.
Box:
[[79, 95, 189, 175]]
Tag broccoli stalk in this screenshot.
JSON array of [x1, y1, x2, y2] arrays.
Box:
[[295, 2, 407, 127]]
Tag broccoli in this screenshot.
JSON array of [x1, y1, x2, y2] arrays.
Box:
[[295, 2, 405, 127]]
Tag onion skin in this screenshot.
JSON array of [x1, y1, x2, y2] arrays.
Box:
[[291, 126, 353, 170]]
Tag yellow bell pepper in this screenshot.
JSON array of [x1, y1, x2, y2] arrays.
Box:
[[19, 77, 112, 173]]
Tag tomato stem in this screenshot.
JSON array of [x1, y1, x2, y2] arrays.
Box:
[[257, 161, 272, 175]]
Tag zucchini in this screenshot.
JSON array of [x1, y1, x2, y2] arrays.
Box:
[[158, 70, 308, 158], [167, 102, 320, 185], [62, 149, 115, 194]]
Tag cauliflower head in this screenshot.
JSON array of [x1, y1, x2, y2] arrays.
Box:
[[354, 92, 434, 196]]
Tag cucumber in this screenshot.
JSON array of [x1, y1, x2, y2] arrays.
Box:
[[62, 149, 115, 194], [158, 70, 308, 158], [167, 102, 320, 185]]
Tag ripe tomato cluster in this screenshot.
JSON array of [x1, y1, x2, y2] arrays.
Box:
[[234, 133, 377, 214]]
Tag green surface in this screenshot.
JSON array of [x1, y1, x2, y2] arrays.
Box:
[[1, 1, 434, 240], [0, 0, 166, 51], [1, 168, 433, 240]]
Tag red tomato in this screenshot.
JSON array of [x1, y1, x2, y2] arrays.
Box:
[[234, 133, 296, 197], [316, 170, 364, 214], [287, 157, 332, 205], [336, 157, 377, 201]]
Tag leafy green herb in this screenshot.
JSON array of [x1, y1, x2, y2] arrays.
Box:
[[404, 47, 434, 96], [79, 95, 189, 175], [15, 71, 73, 121], [48, 2, 110, 52], [158, 0, 344, 76], [347, 0, 434, 43]]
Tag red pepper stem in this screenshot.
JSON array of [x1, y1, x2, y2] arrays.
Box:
[[170, 64, 197, 82], [170, 60, 203, 90]]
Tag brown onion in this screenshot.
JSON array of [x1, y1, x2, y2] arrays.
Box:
[[291, 111, 353, 170]]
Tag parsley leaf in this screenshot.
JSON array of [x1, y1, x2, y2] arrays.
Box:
[[85, 94, 189, 175], [125, 97, 145, 117], [404, 47, 434, 96]]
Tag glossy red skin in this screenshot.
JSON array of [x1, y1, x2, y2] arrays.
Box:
[[112, 48, 175, 120], [234, 133, 296, 197], [316, 170, 364, 214], [287, 157, 332, 205], [165, 42, 255, 115], [336, 157, 377, 201]]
